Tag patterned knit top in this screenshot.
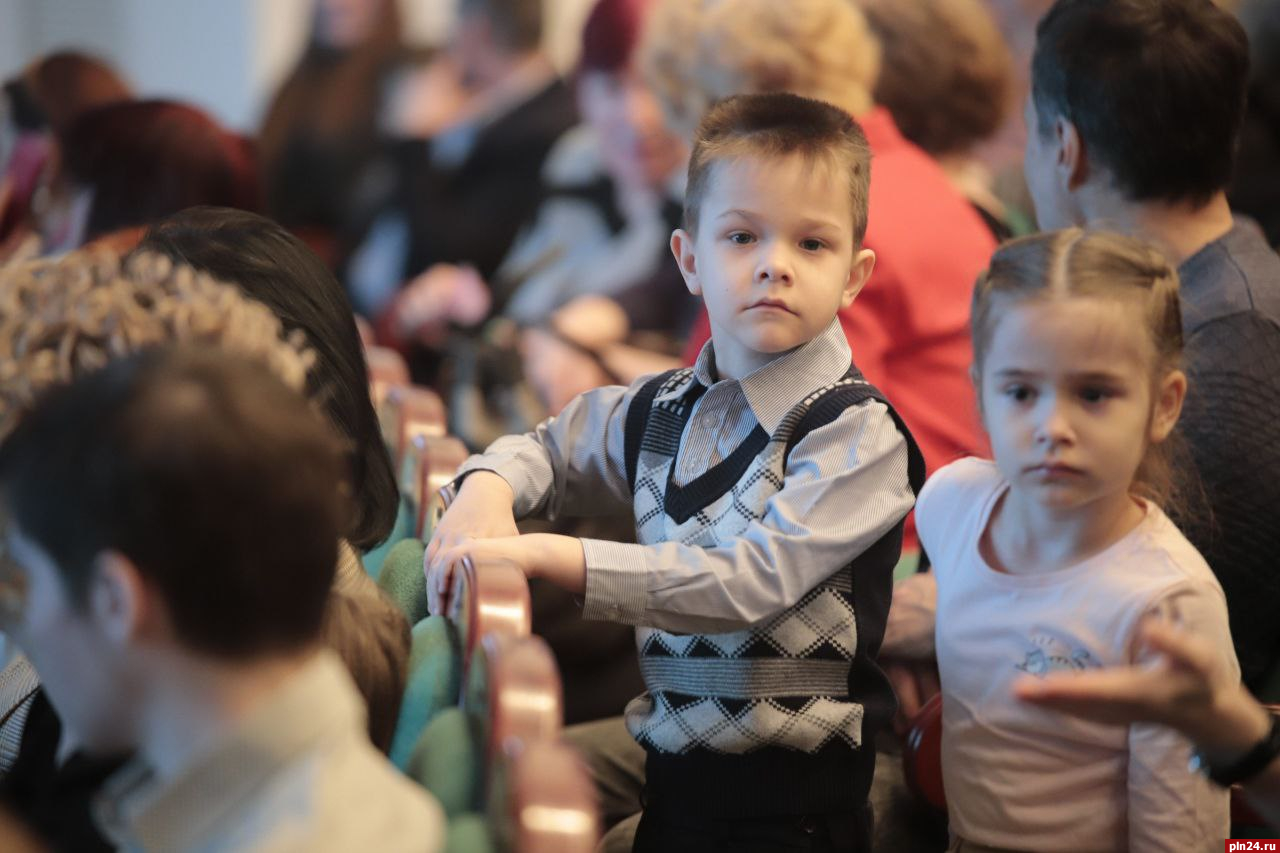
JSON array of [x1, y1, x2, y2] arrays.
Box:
[[621, 365, 924, 815]]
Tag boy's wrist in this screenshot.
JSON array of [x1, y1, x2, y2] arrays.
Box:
[[458, 470, 515, 506], [520, 533, 586, 594]]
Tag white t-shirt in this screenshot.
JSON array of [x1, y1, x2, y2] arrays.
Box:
[[918, 458, 1235, 853]]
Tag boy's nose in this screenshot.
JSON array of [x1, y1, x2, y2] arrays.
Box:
[[755, 244, 793, 283]]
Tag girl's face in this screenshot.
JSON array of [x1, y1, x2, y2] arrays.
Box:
[[978, 296, 1183, 512]]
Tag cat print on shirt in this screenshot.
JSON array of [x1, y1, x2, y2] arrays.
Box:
[[1015, 636, 1095, 678]]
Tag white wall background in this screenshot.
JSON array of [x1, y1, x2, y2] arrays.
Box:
[[0, 0, 594, 131]]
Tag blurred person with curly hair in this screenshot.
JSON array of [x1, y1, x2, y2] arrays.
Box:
[[854, 0, 1030, 240]]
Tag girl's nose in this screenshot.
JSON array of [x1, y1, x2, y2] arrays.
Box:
[[1034, 400, 1075, 446]]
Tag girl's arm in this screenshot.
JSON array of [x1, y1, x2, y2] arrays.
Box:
[[1125, 588, 1237, 852]]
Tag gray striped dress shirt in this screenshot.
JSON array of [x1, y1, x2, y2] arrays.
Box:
[[456, 319, 915, 634]]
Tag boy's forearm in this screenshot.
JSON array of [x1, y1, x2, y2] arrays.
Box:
[[517, 533, 587, 595]]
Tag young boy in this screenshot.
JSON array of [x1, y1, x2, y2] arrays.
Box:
[[427, 93, 924, 851], [0, 347, 443, 852]]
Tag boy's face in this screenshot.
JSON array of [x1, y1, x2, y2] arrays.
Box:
[[4, 524, 138, 756], [672, 152, 874, 379]]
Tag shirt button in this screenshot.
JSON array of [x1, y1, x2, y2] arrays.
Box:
[[700, 414, 717, 428]]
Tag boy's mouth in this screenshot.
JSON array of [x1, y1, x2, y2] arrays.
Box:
[[746, 298, 796, 315]]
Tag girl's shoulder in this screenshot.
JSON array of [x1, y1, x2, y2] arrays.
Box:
[[1118, 504, 1226, 597], [917, 457, 1005, 557], [918, 457, 1003, 516]]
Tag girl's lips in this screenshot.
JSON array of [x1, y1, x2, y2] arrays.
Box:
[[1027, 462, 1084, 477]]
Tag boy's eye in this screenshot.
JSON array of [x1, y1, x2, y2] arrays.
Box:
[[727, 232, 755, 245], [799, 238, 825, 252]]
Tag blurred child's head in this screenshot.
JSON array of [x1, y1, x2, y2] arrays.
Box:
[[578, 0, 685, 190], [639, 0, 880, 140], [971, 229, 1186, 510], [670, 93, 875, 376], [0, 346, 344, 756], [1026, 0, 1248, 229]]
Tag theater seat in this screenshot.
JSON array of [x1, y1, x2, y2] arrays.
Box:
[[446, 556, 532, 679], [382, 385, 448, 468], [361, 495, 416, 581], [366, 345, 410, 413], [377, 539, 430, 625], [410, 435, 469, 540], [445, 814, 496, 853], [464, 633, 563, 764], [902, 693, 946, 813], [408, 706, 482, 817], [389, 615, 462, 771], [503, 741, 600, 853]]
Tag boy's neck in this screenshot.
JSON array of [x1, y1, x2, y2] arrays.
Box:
[[135, 646, 318, 781], [984, 486, 1146, 575], [707, 326, 792, 382]]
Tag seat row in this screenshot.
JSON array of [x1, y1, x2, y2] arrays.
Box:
[[365, 345, 601, 853]]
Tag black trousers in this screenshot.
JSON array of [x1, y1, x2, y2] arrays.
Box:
[[632, 801, 872, 853]]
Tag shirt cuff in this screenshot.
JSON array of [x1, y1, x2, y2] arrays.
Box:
[[580, 538, 649, 625]]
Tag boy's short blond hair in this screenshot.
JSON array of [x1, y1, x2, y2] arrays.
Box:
[[639, 0, 880, 139], [683, 93, 872, 244]]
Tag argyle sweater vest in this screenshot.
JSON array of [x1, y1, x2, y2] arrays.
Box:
[[620, 366, 925, 817]]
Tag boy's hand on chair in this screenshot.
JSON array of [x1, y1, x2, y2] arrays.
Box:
[[428, 533, 587, 614], [425, 471, 518, 615]]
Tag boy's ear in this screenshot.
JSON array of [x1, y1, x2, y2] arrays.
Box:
[[670, 229, 701, 297], [841, 248, 876, 308], [89, 551, 154, 647], [1056, 117, 1089, 192], [1150, 368, 1187, 444]]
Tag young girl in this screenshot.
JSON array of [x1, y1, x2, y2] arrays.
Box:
[[916, 229, 1236, 851]]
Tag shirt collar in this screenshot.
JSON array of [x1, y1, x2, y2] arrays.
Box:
[[678, 318, 852, 434], [95, 651, 364, 853]]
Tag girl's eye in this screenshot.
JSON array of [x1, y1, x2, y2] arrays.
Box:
[[1003, 384, 1035, 403], [727, 232, 755, 245], [799, 238, 825, 252], [1079, 387, 1114, 404]]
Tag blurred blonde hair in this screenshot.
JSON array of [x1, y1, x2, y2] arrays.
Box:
[[0, 249, 313, 437], [639, 0, 881, 138], [855, 0, 1013, 159]]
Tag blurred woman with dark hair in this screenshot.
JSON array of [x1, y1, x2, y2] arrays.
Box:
[[259, 0, 405, 262], [51, 100, 260, 253], [135, 205, 398, 556]]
